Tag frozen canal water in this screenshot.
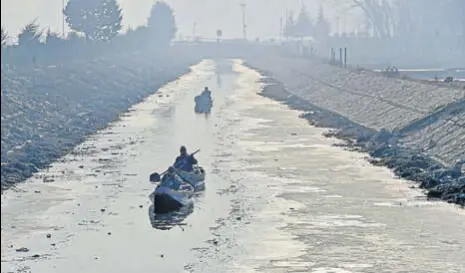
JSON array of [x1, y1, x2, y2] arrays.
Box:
[[1, 60, 464, 273]]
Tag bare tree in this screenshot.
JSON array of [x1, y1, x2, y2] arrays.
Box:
[[352, 0, 397, 38], [1, 26, 8, 47], [325, 0, 398, 38]]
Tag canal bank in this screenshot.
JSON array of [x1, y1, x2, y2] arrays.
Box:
[[2, 59, 464, 273], [245, 55, 464, 205]]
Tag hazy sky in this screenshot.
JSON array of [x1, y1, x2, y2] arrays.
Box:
[[1, 0, 353, 40]]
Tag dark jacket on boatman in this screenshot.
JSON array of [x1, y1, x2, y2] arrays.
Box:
[[202, 87, 212, 98], [174, 146, 197, 172]]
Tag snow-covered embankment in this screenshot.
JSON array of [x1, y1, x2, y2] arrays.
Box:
[[246, 56, 465, 205], [1, 54, 200, 189]]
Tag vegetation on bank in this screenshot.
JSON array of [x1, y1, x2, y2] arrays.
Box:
[[282, 0, 464, 67], [1, 0, 177, 68], [0, 1, 199, 190]]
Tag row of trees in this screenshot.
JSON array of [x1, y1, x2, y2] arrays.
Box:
[[1, 0, 178, 66], [330, 0, 464, 42], [318, 0, 464, 67], [283, 6, 331, 41], [282, 0, 464, 44]]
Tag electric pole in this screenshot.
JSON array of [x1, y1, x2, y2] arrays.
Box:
[[344, 14, 347, 35], [193, 22, 196, 41], [62, 0, 66, 37], [240, 3, 247, 40], [285, 9, 288, 40]]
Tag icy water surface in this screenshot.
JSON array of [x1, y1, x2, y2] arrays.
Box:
[[1, 59, 464, 273]]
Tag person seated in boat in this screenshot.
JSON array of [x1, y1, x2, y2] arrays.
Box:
[[161, 166, 181, 190], [174, 146, 198, 172]]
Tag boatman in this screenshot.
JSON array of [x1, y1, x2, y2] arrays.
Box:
[[174, 146, 198, 172], [161, 167, 181, 190], [202, 87, 212, 99]]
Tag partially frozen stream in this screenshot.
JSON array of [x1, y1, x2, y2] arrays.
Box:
[[2, 60, 464, 273]]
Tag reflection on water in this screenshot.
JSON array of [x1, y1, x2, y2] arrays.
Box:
[[216, 73, 222, 87], [148, 203, 195, 231], [195, 111, 211, 120]]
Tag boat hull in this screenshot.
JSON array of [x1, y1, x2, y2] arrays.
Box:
[[151, 185, 193, 213], [176, 166, 206, 190]]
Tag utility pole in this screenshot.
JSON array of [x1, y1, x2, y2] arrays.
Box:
[[240, 3, 247, 40], [344, 14, 347, 35], [193, 22, 196, 41], [285, 9, 288, 40], [62, 0, 66, 37]]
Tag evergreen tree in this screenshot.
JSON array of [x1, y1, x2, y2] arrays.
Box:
[[147, 1, 177, 46], [17, 21, 42, 47], [314, 6, 330, 40], [64, 0, 123, 42], [283, 11, 295, 38], [293, 7, 313, 37]]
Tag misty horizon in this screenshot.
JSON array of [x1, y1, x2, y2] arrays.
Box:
[[1, 0, 464, 68], [1, 0, 351, 40]]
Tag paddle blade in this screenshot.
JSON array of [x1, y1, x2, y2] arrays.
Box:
[[150, 172, 161, 182]]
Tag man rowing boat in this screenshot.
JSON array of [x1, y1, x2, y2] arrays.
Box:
[[173, 146, 198, 172]]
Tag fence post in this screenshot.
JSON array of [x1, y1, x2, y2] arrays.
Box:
[[339, 48, 343, 68], [344, 47, 347, 68]]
